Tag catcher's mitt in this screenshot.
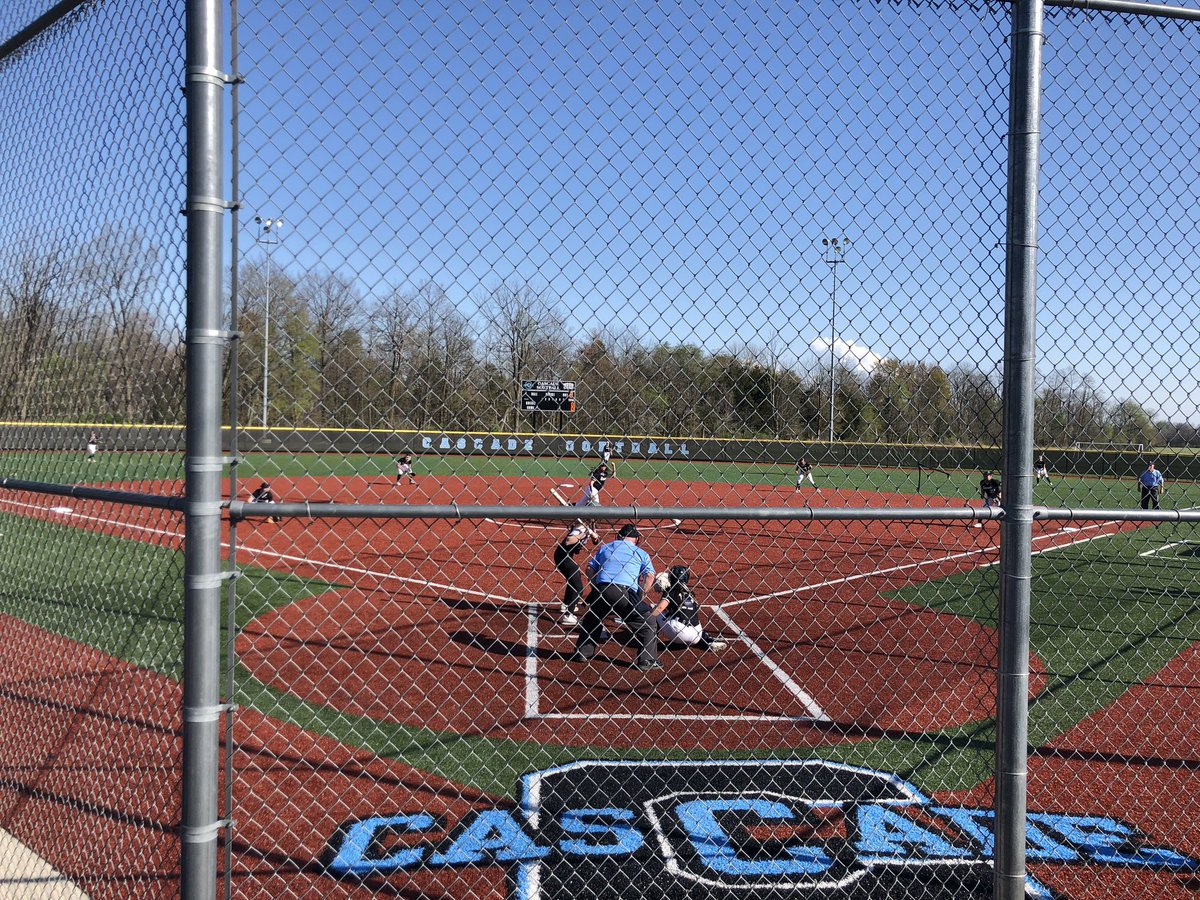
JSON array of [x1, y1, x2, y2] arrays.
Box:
[[653, 571, 672, 593]]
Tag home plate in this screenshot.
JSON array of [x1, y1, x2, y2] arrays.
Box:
[[51, 506, 73, 515]]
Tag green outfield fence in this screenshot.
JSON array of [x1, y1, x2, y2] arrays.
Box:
[[3, 3, 1200, 900], [4, 421, 1198, 481]]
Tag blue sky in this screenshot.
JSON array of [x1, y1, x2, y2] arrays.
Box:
[[239, 1, 1016, 375], [6, 0, 1183, 424], [3, 2, 1197, 421]]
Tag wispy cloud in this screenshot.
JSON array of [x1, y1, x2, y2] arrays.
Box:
[[810, 337, 884, 374]]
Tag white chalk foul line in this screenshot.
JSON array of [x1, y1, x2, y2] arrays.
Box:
[[724, 517, 1126, 609], [0, 495, 532, 609], [708, 517, 1135, 727], [710, 605, 828, 722], [525, 604, 541, 719], [529, 712, 816, 723], [1139, 539, 1196, 558]]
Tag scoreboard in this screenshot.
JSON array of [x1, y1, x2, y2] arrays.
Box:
[[521, 380, 576, 412]]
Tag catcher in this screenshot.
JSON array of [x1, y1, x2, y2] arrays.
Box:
[[652, 565, 726, 652]]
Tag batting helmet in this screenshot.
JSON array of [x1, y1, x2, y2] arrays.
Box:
[[668, 565, 691, 587]]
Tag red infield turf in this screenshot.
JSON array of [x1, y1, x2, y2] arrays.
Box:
[[0, 474, 1194, 898], [226, 474, 1068, 748]]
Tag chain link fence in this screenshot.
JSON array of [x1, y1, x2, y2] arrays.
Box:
[[0, 0, 188, 897], [1, 1, 1199, 898]]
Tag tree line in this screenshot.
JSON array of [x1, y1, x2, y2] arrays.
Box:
[[0, 239, 1165, 449]]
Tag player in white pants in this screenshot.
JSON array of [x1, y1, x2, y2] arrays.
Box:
[[574, 479, 601, 510], [653, 566, 725, 652]]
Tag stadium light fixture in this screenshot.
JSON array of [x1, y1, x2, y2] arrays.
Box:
[[255, 215, 284, 430], [820, 237, 851, 445]]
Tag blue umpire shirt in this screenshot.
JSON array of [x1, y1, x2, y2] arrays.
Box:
[[1139, 468, 1164, 490], [587, 538, 654, 591]]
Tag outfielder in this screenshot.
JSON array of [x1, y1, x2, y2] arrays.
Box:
[[1034, 454, 1052, 483], [653, 565, 726, 652]]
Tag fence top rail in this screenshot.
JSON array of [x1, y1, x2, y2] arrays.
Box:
[[1046, 0, 1200, 21], [227, 502, 1200, 523], [226, 502, 1011, 522], [0, 478, 185, 512], [3, 479, 1197, 524]]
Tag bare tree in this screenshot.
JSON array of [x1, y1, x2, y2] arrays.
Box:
[[367, 284, 419, 426], [78, 226, 161, 422], [298, 269, 363, 427], [482, 280, 569, 430], [0, 243, 68, 418]]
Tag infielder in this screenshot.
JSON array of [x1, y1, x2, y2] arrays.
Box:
[[795, 457, 817, 489], [395, 452, 417, 485], [589, 462, 610, 493], [977, 471, 1002, 526], [574, 478, 601, 510], [249, 481, 281, 523]]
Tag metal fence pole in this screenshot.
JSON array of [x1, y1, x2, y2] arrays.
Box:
[[996, 1, 1045, 898], [182, 0, 227, 897]]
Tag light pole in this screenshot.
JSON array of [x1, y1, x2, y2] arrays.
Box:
[[254, 215, 283, 429], [820, 236, 851, 444]]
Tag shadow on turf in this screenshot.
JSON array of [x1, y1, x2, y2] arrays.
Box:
[[448, 628, 650, 667], [438, 596, 527, 615]]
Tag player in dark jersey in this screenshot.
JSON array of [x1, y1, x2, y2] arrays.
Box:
[[395, 452, 416, 485], [977, 471, 1002, 526], [249, 481, 281, 523], [553, 521, 598, 626], [589, 462, 610, 493], [795, 457, 818, 489], [1035, 455, 1052, 483], [653, 565, 726, 651]]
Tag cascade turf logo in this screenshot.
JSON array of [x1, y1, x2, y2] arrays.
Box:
[[325, 759, 1196, 899]]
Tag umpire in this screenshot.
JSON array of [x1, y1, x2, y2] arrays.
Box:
[[1138, 462, 1165, 509], [572, 524, 664, 671]]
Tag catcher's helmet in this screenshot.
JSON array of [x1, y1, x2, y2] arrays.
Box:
[[668, 565, 691, 587]]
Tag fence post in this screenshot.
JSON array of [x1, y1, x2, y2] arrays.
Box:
[[182, 0, 227, 897], [997, 1, 1045, 898]]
